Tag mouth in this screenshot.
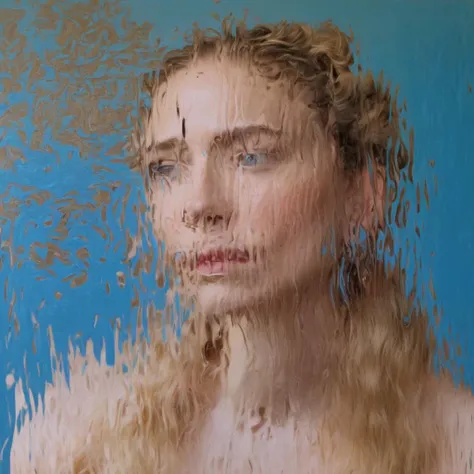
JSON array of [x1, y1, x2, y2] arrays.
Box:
[[174, 247, 253, 278], [196, 248, 250, 277]]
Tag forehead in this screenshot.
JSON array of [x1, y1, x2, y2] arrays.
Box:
[[148, 58, 313, 148]]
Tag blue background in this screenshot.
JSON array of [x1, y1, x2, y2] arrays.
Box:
[[0, 0, 473, 472]]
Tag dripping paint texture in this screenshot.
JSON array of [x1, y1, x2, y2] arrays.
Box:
[[0, 0, 473, 472]]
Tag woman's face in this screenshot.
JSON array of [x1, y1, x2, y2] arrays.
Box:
[[144, 57, 347, 315]]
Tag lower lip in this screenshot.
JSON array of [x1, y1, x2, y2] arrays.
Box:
[[196, 259, 248, 276]]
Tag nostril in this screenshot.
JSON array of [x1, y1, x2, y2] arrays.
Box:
[[212, 215, 224, 224]]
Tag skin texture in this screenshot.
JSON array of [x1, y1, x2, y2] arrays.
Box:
[[146, 58, 348, 317], [10, 22, 474, 474]]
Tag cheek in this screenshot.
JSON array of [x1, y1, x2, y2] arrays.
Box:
[[240, 173, 330, 246], [148, 190, 176, 245]]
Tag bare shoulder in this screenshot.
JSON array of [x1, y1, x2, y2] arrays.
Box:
[[10, 349, 130, 473], [428, 374, 474, 473], [10, 322, 217, 474]]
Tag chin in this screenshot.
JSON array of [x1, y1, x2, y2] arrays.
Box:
[[194, 271, 292, 317], [195, 280, 262, 316], [195, 283, 242, 316]]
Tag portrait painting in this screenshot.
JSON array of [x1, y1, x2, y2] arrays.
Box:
[[0, 0, 473, 473]]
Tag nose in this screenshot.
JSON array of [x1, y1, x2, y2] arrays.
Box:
[[182, 204, 226, 232], [181, 158, 231, 233]]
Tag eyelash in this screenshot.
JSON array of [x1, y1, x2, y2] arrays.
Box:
[[236, 151, 270, 168], [148, 161, 177, 180]]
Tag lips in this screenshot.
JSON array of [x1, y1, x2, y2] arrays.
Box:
[[196, 248, 250, 276]]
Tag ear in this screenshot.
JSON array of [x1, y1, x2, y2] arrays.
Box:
[[347, 164, 386, 239]]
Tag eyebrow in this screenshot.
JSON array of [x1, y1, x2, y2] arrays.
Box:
[[147, 137, 182, 154], [214, 125, 281, 148], [147, 124, 281, 154]]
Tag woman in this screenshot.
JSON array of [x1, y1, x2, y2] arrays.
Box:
[[11, 19, 473, 474]]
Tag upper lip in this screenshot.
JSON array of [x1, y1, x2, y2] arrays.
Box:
[[197, 248, 250, 265], [175, 246, 255, 269]]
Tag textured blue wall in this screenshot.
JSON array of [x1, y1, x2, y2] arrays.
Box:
[[0, 0, 473, 472]]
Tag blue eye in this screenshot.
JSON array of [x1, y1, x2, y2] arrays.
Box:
[[239, 152, 267, 168], [148, 162, 179, 180]]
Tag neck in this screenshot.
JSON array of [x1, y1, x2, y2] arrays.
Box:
[[223, 281, 344, 419]]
